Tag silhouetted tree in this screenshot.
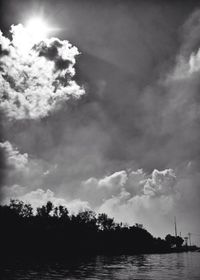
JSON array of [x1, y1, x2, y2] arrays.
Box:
[[97, 213, 115, 231], [0, 200, 188, 259], [36, 201, 53, 218], [135, 223, 143, 229], [58, 205, 69, 218], [165, 234, 184, 248], [77, 210, 96, 223], [175, 236, 184, 248], [9, 199, 33, 218], [46, 201, 53, 215]]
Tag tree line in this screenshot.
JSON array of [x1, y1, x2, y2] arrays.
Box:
[[0, 200, 184, 259]]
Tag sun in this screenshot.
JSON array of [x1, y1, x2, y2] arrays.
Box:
[[25, 17, 51, 42], [12, 17, 58, 53]]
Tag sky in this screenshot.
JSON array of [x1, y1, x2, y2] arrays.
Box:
[[0, 0, 200, 245]]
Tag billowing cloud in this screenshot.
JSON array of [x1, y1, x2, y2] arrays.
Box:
[[82, 165, 199, 240], [83, 170, 127, 192], [0, 24, 85, 120], [143, 169, 176, 197], [2, 186, 90, 214], [83, 168, 175, 197], [98, 170, 128, 189], [82, 168, 176, 204], [80, 168, 178, 235], [81, 167, 200, 238], [0, 140, 53, 198], [0, 141, 28, 170]]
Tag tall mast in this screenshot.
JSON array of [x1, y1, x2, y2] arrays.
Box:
[[174, 216, 177, 237], [188, 232, 191, 246]]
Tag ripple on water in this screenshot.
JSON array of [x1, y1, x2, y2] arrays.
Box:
[[1, 252, 200, 280]]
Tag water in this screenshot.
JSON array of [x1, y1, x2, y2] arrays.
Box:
[[1, 252, 200, 280]]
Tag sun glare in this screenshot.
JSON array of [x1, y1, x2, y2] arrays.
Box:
[[13, 17, 58, 54], [25, 18, 51, 41]]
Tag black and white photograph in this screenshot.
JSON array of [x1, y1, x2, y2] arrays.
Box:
[[0, 0, 200, 279]]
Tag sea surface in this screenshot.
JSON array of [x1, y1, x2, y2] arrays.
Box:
[[1, 252, 200, 280]]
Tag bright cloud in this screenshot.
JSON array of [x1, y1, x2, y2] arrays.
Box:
[[0, 141, 28, 170], [0, 24, 85, 120], [3, 187, 90, 214], [81, 168, 179, 235]]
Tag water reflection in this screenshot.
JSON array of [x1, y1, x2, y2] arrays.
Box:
[[1, 252, 200, 280]]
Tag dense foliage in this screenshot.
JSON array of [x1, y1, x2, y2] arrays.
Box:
[[0, 200, 184, 259]]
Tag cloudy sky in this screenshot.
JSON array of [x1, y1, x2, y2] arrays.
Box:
[[0, 0, 200, 244]]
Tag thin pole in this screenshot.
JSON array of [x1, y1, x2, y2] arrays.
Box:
[[174, 216, 177, 237], [188, 233, 191, 246]]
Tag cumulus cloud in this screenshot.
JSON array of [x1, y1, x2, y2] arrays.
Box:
[[82, 168, 177, 213], [82, 165, 199, 239], [82, 168, 176, 200], [82, 168, 179, 236], [83, 170, 127, 191], [81, 165, 200, 240], [0, 141, 90, 213], [0, 24, 85, 120], [167, 9, 200, 86], [0, 141, 28, 170], [143, 169, 176, 197], [2, 186, 90, 214], [171, 45, 200, 79], [98, 170, 128, 189], [0, 140, 55, 200], [0, 141, 29, 198]]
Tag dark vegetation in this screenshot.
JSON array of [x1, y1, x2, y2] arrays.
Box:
[[0, 200, 185, 259]]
